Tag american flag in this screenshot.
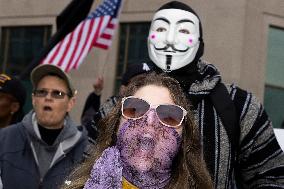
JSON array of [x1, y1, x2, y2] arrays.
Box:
[[41, 0, 122, 72]]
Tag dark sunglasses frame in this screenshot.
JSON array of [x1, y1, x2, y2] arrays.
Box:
[[33, 89, 71, 99], [121, 96, 187, 128]]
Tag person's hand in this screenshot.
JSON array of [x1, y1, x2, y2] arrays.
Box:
[[93, 76, 104, 95]]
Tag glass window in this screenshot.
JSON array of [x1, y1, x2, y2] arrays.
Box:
[[0, 26, 51, 78], [0, 26, 52, 112], [264, 26, 284, 128], [115, 22, 151, 93]]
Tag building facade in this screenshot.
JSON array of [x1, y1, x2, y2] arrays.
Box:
[[0, 0, 284, 126]]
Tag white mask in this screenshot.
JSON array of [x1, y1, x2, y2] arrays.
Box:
[[148, 9, 201, 72]]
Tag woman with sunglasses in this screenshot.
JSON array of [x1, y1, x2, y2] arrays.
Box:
[[63, 73, 213, 189]]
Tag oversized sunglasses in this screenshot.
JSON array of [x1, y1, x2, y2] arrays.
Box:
[[121, 96, 187, 128], [33, 89, 70, 99]]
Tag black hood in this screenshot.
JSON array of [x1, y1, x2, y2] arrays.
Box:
[[150, 60, 202, 91], [150, 60, 221, 108]]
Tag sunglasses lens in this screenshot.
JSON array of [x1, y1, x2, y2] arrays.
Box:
[[156, 105, 184, 127], [34, 89, 48, 97], [51, 90, 66, 99], [123, 98, 150, 119], [34, 89, 67, 99]]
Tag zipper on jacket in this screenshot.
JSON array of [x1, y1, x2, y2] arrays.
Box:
[[38, 178, 43, 189]]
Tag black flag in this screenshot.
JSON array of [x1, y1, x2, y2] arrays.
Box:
[[20, 0, 94, 79]]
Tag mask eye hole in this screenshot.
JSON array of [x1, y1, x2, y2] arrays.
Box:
[[179, 29, 190, 34], [156, 27, 167, 32]]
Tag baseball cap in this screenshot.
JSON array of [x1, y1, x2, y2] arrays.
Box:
[[0, 74, 27, 108], [31, 64, 76, 97], [121, 63, 153, 85]]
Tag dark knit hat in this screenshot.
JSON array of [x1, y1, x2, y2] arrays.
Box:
[[0, 74, 27, 108], [121, 63, 152, 85], [158, 1, 198, 15]]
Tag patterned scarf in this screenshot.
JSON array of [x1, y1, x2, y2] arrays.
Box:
[[84, 116, 181, 189], [83, 147, 123, 189]]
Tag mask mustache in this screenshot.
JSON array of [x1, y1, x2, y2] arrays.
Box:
[[154, 44, 189, 53]]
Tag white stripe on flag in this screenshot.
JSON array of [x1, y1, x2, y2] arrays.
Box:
[[67, 19, 94, 71], [96, 38, 112, 46], [104, 28, 115, 35], [61, 21, 90, 71], [52, 33, 72, 67], [60, 21, 82, 71], [70, 17, 101, 69], [97, 16, 111, 35]]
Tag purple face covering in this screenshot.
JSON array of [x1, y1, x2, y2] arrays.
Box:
[[83, 147, 123, 189], [116, 109, 182, 188]]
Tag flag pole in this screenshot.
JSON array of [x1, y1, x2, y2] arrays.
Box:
[[100, 0, 124, 78]]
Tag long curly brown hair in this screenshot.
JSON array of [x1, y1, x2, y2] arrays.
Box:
[[62, 73, 213, 189]]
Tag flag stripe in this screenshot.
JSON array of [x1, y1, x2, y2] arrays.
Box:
[[74, 16, 109, 70], [101, 33, 112, 40], [61, 21, 83, 70], [96, 37, 112, 46], [67, 21, 90, 71], [104, 28, 115, 35], [41, 0, 122, 72], [48, 33, 71, 66], [68, 19, 96, 71], [57, 32, 74, 67], [94, 43, 108, 49], [47, 41, 63, 64], [72, 17, 101, 70]]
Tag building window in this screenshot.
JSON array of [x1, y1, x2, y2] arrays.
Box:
[[0, 26, 51, 79], [264, 26, 284, 128], [0, 26, 52, 112], [115, 22, 151, 93]]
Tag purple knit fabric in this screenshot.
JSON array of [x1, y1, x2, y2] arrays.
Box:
[[83, 147, 123, 189], [84, 111, 181, 189], [116, 110, 181, 189]]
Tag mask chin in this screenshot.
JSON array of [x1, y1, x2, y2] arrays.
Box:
[[148, 40, 200, 72]]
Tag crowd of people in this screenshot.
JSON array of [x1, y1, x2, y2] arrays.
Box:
[[0, 1, 283, 189]]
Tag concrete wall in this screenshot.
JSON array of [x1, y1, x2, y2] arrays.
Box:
[[241, 0, 284, 100], [0, 0, 283, 124]]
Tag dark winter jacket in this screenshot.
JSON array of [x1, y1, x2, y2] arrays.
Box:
[[0, 111, 88, 189], [83, 95, 118, 143]]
